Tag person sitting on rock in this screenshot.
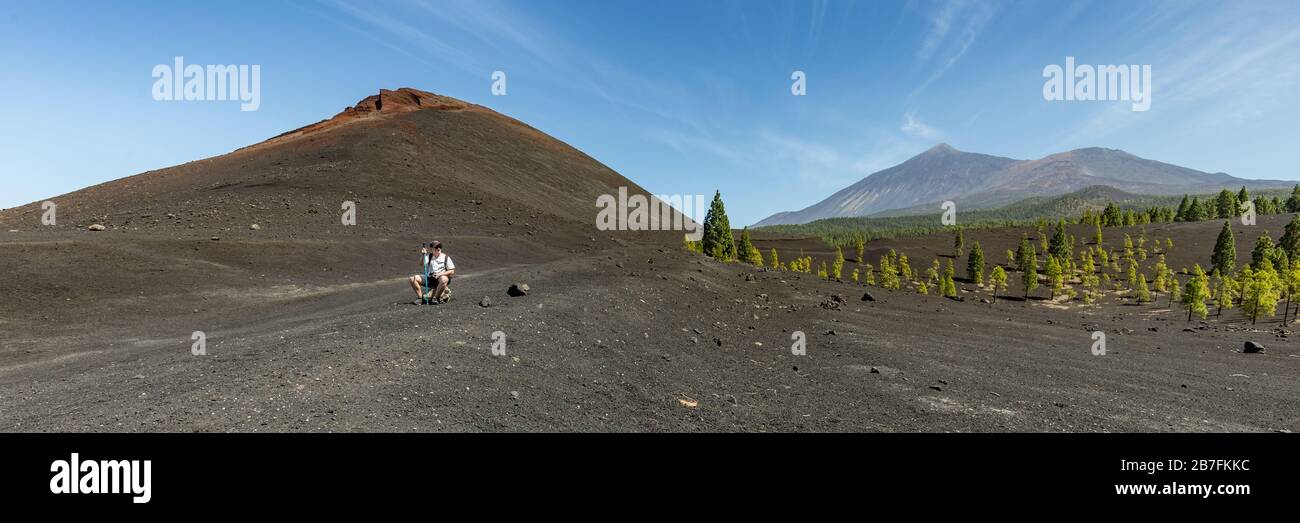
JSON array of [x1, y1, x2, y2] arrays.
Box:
[[409, 241, 455, 304]]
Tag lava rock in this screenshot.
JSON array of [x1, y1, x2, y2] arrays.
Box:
[[1243, 341, 1266, 354], [820, 294, 847, 310]]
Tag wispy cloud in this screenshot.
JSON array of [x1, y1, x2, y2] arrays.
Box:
[[1058, 1, 1300, 147], [312, 0, 704, 130], [901, 111, 940, 139], [911, 0, 997, 99]]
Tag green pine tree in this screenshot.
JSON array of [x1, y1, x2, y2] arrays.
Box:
[[1045, 255, 1063, 299], [967, 241, 985, 285], [1182, 265, 1210, 320], [1018, 236, 1039, 298], [989, 266, 1007, 303], [1135, 273, 1151, 303], [700, 190, 736, 261], [943, 260, 957, 297], [1049, 219, 1069, 260], [1251, 234, 1275, 268], [1279, 215, 1300, 259], [831, 247, 845, 280], [1211, 221, 1236, 275]]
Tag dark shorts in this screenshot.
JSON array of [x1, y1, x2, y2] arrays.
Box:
[[418, 274, 451, 284]]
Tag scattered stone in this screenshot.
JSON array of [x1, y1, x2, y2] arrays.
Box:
[[825, 330, 837, 336], [210, 236, 220, 241], [744, 273, 756, 282], [819, 294, 846, 310], [509, 390, 520, 400], [869, 366, 901, 377], [479, 296, 492, 308], [87, 224, 106, 231], [1244, 341, 1266, 354], [929, 385, 943, 392], [861, 292, 877, 302], [712, 337, 722, 347], [508, 283, 530, 296], [131, 374, 145, 380], [249, 223, 261, 230]]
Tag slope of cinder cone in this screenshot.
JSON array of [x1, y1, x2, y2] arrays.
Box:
[[0, 88, 680, 243], [0, 88, 688, 334]]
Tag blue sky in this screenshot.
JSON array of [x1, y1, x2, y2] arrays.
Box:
[[3, 0, 1299, 226]]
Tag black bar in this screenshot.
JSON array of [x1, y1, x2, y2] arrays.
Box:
[[1, 433, 1292, 511]]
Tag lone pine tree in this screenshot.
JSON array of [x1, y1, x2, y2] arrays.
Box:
[[700, 190, 736, 261], [967, 241, 985, 285]]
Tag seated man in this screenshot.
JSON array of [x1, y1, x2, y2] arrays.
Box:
[[408, 241, 456, 304]]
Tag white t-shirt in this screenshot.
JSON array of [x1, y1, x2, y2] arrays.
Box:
[[424, 253, 455, 275]]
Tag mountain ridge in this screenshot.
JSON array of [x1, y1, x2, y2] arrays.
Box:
[[754, 144, 1291, 226]]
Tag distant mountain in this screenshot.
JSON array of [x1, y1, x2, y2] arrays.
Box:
[[754, 144, 1291, 226]]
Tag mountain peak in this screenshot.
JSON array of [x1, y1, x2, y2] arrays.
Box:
[[341, 88, 469, 117], [245, 88, 474, 151], [924, 143, 959, 155]]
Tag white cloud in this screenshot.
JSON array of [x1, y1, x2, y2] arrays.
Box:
[[901, 111, 940, 139], [911, 0, 996, 99]]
